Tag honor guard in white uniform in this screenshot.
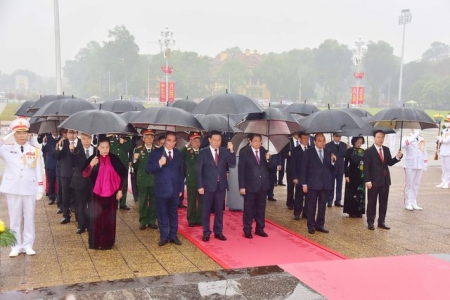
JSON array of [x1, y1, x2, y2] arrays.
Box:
[[436, 114, 450, 189], [401, 129, 427, 211], [0, 118, 44, 257]]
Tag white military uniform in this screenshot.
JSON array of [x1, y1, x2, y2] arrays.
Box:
[[437, 119, 450, 188], [0, 119, 44, 255], [401, 131, 427, 210]]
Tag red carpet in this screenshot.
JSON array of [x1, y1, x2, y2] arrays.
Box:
[[280, 254, 450, 300], [177, 209, 345, 269]]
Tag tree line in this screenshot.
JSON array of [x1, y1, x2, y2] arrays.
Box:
[[1, 26, 449, 108]]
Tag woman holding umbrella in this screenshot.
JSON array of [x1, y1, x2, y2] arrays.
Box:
[[343, 136, 366, 218], [82, 137, 128, 250]]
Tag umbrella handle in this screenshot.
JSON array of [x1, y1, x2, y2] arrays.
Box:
[[398, 122, 403, 151]]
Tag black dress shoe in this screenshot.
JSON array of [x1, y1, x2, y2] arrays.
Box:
[[244, 233, 253, 239], [202, 234, 210, 242], [60, 218, 70, 224], [214, 233, 227, 241], [278, 183, 286, 186], [287, 206, 294, 210], [170, 237, 182, 245], [334, 202, 344, 207], [56, 208, 63, 214], [119, 206, 130, 210], [148, 224, 158, 229], [368, 224, 375, 230], [48, 200, 55, 205], [178, 204, 187, 208], [378, 223, 390, 230], [267, 198, 277, 201], [327, 203, 332, 207], [308, 229, 316, 234], [302, 214, 308, 219], [158, 240, 168, 246], [255, 231, 268, 237], [316, 228, 329, 233], [76, 228, 86, 234], [139, 224, 146, 230], [294, 216, 300, 221]]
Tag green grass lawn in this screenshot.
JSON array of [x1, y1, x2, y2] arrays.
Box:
[[0, 103, 21, 121]]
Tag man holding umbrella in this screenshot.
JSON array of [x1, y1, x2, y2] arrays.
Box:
[[325, 132, 347, 207], [363, 130, 403, 230]]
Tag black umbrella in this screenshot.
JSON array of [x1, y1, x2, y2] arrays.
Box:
[[120, 111, 141, 123], [340, 107, 372, 118], [58, 110, 137, 135], [131, 106, 204, 132], [101, 100, 145, 113], [33, 98, 96, 119], [236, 107, 302, 135], [285, 102, 319, 116], [29, 117, 61, 134], [269, 103, 288, 109], [367, 107, 438, 150], [339, 124, 396, 137], [28, 94, 74, 114], [170, 99, 198, 112], [299, 107, 367, 134], [15, 100, 37, 117], [191, 93, 264, 115], [195, 114, 240, 133]]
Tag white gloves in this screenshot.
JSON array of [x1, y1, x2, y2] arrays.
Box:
[[36, 193, 43, 201]]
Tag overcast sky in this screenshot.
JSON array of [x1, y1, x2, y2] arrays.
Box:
[[1, 0, 449, 77]]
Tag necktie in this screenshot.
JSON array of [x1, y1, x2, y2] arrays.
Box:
[[85, 149, 89, 158], [214, 149, 219, 166], [303, 146, 306, 151], [195, 150, 198, 154], [20, 146, 24, 153], [319, 149, 323, 163], [296, 140, 299, 147], [378, 147, 384, 162], [168, 151, 173, 161], [147, 148, 151, 153], [255, 150, 260, 165]]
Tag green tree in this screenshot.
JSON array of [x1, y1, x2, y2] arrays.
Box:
[[422, 42, 450, 62]]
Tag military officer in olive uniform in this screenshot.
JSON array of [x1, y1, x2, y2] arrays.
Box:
[[132, 129, 158, 230], [0, 118, 44, 257], [108, 134, 133, 210], [181, 132, 202, 227]]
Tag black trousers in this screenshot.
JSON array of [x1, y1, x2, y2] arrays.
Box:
[[243, 189, 267, 234], [46, 168, 57, 201], [366, 185, 389, 225], [61, 177, 74, 219], [202, 186, 225, 235], [74, 186, 91, 230], [286, 174, 295, 208], [294, 185, 307, 217], [306, 189, 328, 230]]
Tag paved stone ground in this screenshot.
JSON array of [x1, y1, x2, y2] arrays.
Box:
[[1, 128, 449, 299]]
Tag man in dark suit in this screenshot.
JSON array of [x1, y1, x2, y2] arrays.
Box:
[[146, 131, 185, 246], [325, 132, 347, 207], [280, 132, 300, 209], [55, 129, 81, 224], [196, 130, 236, 242], [291, 133, 310, 220], [238, 134, 274, 238], [363, 130, 403, 230], [70, 132, 95, 234], [41, 132, 61, 205], [301, 133, 336, 234]]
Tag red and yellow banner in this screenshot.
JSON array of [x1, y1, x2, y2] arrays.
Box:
[[159, 82, 176, 103], [351, 86, 364, 105]]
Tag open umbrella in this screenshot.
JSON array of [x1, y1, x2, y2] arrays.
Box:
[[269, 103, 288, 109], [367, 107, 438, 150], [101, 100, 145, 113], [33, 98, 96, 119], [236, 107, 302, 135], [29, 116, 61, 134], [299, 107, 367, 134], [195, 114, 240, 133], [15, 100, 37, 117], [191, 93, 264, 115], [58, 110, 137, 135], [285, 101, 319, 116], [131, 106, 204, 132], [120, 111, 141, 123], [27, 94, 74, 114], [170, 99, 198, 112], [340, 107, 372, 118]]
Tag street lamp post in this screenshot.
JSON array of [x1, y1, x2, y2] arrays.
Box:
[[397, 9, 412, 106], [158, 26, 176, 106], [352, 36, 367, 108]]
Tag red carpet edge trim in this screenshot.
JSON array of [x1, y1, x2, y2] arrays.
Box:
[[264, 218, 347, 259]]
